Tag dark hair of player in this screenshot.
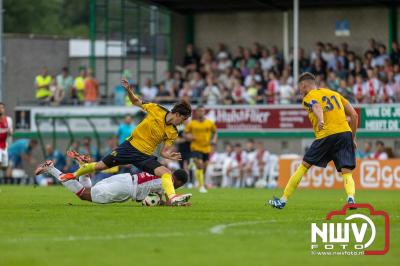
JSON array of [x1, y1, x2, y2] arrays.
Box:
[[298, 72, 316, 83], [172, 169, 188, 184], [171, 100, 192, 117]]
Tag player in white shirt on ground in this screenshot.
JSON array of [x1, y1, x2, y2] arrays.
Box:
[[35, 159, 190, 206]]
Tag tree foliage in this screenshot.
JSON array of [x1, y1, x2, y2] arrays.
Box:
[[4, 0, 89, 37]]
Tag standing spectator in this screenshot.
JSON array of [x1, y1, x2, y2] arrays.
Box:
[[233, 46, 244, 67], [367, 38, 379, 57], [366, 68, 381, 103], [116, 115, 135, 145], [243, 48, 257, 69], [202, 76, 221, 105], [183, 44, 199, 71], [0, 103, 13, 184], [114, 70, 132, 106], [279, 76, 294, 104], [371, 141, 388, 160], [35, 67, 52, 105], [73, 67, 87, 105], [7, 139, 38, 183], [141, 79, 158, 102], [84, 68, 99, 106], [189, 71, 205, 98], [56, 67, 74, 104], [390, 41, 400, 65], [266, 71, 279, 104]]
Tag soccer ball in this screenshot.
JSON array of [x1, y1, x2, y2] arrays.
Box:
[[142, 193, 161, 207]]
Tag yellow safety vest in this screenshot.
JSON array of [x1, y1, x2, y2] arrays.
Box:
[[74, 76, 85, 101], [35, 75, 52, 99]]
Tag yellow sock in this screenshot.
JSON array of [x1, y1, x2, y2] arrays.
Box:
[[342, 172, 355, 197], [195, 169, 204, 187], [282, 164, 309, 201], [73, 162, 97, 177], [161, 173, 176, 199]]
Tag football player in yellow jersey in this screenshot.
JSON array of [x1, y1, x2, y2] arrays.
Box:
[[268, 72, 359, 209], [185, 105, 217, 193], [59, 79, 193, 206]]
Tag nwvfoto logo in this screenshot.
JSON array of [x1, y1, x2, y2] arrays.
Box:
[[310, 204, 390, 255]]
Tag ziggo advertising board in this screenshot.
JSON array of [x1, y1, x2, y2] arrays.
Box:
[[278, 159, 400, 190]]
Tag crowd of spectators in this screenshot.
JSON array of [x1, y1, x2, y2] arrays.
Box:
[[35, 38, 400, 106]]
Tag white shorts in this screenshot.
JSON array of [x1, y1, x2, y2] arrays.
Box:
[[0, 149, 8, 168], [91, 173, 134, 204]]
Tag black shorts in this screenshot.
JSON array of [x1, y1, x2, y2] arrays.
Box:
[[191, 151, 209, 162], [101, 141, 162, 175], [303, 131, 356, 172]]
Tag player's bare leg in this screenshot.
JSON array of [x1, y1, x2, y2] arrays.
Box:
[[154, 165, 192, 206], [35, 161, 90, 201]]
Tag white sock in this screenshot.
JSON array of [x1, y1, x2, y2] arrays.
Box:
[[62, 180, 84, 195], [79, 175, 92, 188], [47, 166, 62, 179]]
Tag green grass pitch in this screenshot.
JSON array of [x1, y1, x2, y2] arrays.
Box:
[[0, 186, 398, 266]]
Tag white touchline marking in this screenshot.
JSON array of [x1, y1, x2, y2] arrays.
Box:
[[1, 232, 185, 244], [209, 220, 276, 235]]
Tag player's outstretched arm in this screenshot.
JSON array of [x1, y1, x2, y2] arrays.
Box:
[[121, 79, 143, 108], [344, 102, 358, 140], [160, 144, 182, 161], [311, 103, 324, 131]]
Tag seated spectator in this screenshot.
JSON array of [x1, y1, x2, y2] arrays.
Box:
[[202, 76, 221, 105], [244, 68, 262, 87], [179, 81, 194, 102], [84, 68, 99, 106], [217, 52, 232, 72], [141, 79, 158, 102], [189, 71, 205, 98], [366, 68, 381, 103], [379, 77, 394, 103], [372, 44, 389, 68], [35, 67, 53, 105], [243, 48, 257, 69], [231, 79, 248, 104], [337, 79, 354, 102], [356, 142, 372, 159], [246, 80, 258, 105], [371, 141, 388, 160], [260, 49, 274, 71], [116, 115, 135, 144], [155, 83, 175, 103], [56, 67, 73, 104]]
